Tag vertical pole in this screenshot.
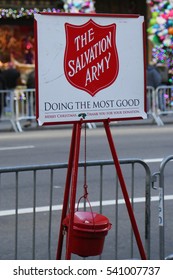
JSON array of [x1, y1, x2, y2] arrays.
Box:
[[56, 123, 77, 260], [65, 121, 82, 259], [104, 120, 147, 260], [159, 170, 165, 260]]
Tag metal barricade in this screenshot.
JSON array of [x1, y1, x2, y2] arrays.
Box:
[[146, 86, 164, 126], [152, 156, 173, 260], [0, 89, 19, 132], [155, 85, 173, 125], [147, 86, 155, 115], [0, 159, 151, 260], [14, 88, 36, 132]]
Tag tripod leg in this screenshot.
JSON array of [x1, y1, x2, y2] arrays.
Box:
[[56, 123, 77, 260], [104, 121, 147, 260], [65, 122, 82, 260]]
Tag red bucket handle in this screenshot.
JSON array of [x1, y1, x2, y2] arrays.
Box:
[[76, 191, 96, 231]]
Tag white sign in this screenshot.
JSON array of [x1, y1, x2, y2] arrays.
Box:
[[34, 13, 147, 125]]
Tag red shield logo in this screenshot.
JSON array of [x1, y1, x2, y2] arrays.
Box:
[[64, 19, 119, 96]]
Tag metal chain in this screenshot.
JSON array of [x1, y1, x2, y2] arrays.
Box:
[[83, 123, 88, 198]]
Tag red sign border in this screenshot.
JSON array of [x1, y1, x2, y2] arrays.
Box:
[[34, 13, 147, 126]]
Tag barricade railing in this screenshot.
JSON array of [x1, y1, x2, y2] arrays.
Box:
[[152, 155, 173, 260], [155, 85, 173, 125], [146, 86, 165, 126], [0, 159, 151, 260], [14, 88, 36, 132], [0, 88, 36, 132], [0, 89, 19, 132]]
